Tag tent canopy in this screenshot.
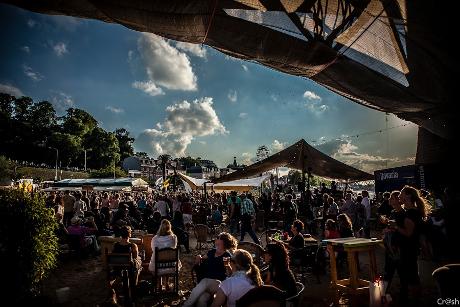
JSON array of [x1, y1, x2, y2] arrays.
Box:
[[213, 139, 373, 183], [177, 173, 210, 190], [212, 175, 270, 192], [2, 0, 453, 140], [53, 177, 148, 188]]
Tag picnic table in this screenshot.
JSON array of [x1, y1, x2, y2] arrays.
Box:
[[322, 237, 382, 293]]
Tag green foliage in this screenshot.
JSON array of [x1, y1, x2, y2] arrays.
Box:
[[84, 127, 120, 169], [115, 128, 134, 161], [90, 166, 127, 178], [0, 93, 136, 171], [0, 155, 12, 179], [0, 189, 59, 301], [16, 166, 89, 181]]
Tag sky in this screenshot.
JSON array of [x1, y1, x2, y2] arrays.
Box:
[[0, 4, 418, 173]]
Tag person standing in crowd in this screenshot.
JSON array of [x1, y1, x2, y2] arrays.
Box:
[[395, 186, 430, 303], [153, 195, 169, 219], [283, 194, 298, 233], [361, 191, 371, 238], [378, 192, 393, 218], [228, 191, 241, 235], [210, 249, 262, 307], [239, 194, 260, 244], [63, 190, 76, 226], [340, 192, 354, 217], [326, 196, 339, 221], [380, 191, 405, 298], [73, 192, 87, 217]]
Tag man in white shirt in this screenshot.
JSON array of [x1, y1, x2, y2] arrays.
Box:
[[73, 192, 87, 217], [361, 190, 371, 238], [153, 195, 169, 218]]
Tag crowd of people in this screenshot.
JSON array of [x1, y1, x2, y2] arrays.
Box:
[[41, 180, 452, 306]]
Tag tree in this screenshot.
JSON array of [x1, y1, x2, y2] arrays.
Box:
[[61, 108, 98, 137], [0, 189, 58, 303], [158, 154, 171, 181], [178, 156, 200, 169], [48, 132, 82, 167], [29, 101, 57, 131], [83, 127, 120, 169], [256, 145, 270, 162], [135, 152, 149, 158], [114, 128, 134, 161], [13, 96, 33, 122], [0, 93, 15, 119]]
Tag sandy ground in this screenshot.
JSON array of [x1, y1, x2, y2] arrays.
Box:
[[41, 230, 443, 306]]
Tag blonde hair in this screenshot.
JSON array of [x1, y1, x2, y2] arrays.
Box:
[[157, 219, 173, 236], [401, 185, 431, 219], [232, 249, 262, 286]]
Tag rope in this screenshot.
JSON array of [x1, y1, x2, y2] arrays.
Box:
[[203, 0, 219, 44]]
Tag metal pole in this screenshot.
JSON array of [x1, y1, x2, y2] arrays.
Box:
[[113, 158, 116, 179], [84, 150, 87, 171], [55, 148, 58, 181]]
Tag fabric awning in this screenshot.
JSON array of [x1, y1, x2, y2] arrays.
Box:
[[213, 139, 373, 183], [52, 177, 148, 188], [177, 173, 210, 190], [212, 175, 270, 192]]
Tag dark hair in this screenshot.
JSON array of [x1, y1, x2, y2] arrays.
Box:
[[265, 242, 290, 272], [325, 219, 337, 230], [217, 232, 238, 251], [292, 219, 304, 232], [401, 185, 431, 219], [120, 225, 132, 239], [337, 213, 353, 230]]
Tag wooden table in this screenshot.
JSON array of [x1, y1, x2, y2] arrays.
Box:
[[323, 237, 382, 293], [98, 236, 143, 266]]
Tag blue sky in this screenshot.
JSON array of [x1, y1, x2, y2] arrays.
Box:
[[0, 4, 418, 172]]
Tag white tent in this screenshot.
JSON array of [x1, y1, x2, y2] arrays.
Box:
[[177, 173, 210, 190], [212, 175, 270, 192]]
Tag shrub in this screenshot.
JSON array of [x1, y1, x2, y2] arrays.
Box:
[[0, 189, 59, 301]]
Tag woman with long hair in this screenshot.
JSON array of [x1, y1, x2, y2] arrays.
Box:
[[263, 242, 297, 297], [337, 213, 354, 238], [211, 249, 262, 307], [395, 185, 430, 303], [148, 219, 181, 278]]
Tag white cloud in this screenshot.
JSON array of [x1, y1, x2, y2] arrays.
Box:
[[305, 99, 329, 114], [133, 33, 197, 96], [50, 91, 74, 114], [271, 140, 285, 152], [175, 42, 207, 58], [0, 84, 24, 97], [132, 81, 164, 96], [53, 42, 68, 57], [198, 141, 207, 145], [239, 112, 248, 119], [316, 139, 414, 173], [241, 152, 254, 165], [127, 50, 134, 62], [303, 90, 321, 101], [105, 106, 125, 114], [27, 19, 36, 28], [270, 94, 278, 101], [23, 65, 43, 81], [21, 46, 30, 53], [242, 64, 249, 72], [135, 97, 227, 157], [228, 90, 237, 103]]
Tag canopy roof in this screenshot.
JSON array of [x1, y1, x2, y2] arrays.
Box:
[[177, 173, 210, 190], [2, 0, 453, 139], [213, 139, 373, 183], [53, 177, 148, 188], [212, 175, 270, 192]]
